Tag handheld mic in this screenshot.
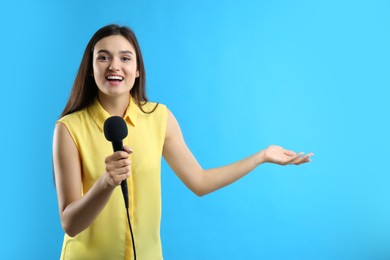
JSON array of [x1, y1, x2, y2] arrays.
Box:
[[104, 116, 129, 209]]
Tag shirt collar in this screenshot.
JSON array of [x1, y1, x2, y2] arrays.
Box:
[[88, 96, 138, 132]]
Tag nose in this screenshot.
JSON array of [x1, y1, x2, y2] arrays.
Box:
[[109, 58, 120, 71]]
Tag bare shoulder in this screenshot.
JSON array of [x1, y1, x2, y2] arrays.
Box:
[[165, 108, 183, 142], [53, 121, 77, 151], [53, 121, 80, 176]]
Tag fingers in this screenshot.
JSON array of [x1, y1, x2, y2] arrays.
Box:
[[123, 146, 133, 154], [280, 152, 302, 165], [290, 152, 314, 165], [105, 148, 133, 186], [106, 157, 131, 172], [108, 150, 130, 161], [106, 162, 131, 186], [284, 150, 297, 156]]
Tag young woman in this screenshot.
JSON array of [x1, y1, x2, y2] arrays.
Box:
[[53, 24, 313, 260]]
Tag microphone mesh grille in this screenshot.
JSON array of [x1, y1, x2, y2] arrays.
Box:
[[103, 116, 128, 141]]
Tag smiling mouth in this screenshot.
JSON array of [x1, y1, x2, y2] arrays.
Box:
[[106, 75, 124, 82]]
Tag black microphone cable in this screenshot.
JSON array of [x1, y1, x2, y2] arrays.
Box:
[[122, 181, 137, 260]]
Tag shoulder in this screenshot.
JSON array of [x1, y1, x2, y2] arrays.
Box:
[[57, 108, 88, 126], [164, 106, 183, 141], [53, 115, 80, 152], [142, 101, 167, 113], [56, 108, 90, 142], [137, 101, 168, 121], [56, 104, 91, 129]]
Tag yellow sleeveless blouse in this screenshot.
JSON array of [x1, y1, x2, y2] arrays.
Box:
[[58, 96, 167, 259]]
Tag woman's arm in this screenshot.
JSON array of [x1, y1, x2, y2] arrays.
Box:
[[162, 109, 313, 197], [53, 122, 131, 237]]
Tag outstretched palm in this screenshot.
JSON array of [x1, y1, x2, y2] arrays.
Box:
[[262, 145, 313, 165]]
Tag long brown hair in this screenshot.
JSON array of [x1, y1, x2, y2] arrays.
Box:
[[60, 24, 156, 117]]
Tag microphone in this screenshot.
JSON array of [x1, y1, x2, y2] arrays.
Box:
[[103, 116, 129, 209]]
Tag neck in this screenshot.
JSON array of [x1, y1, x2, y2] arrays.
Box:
[[98, 92, 130, 117]]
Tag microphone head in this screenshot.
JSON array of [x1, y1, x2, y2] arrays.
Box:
[[104, 116, 128, 142]]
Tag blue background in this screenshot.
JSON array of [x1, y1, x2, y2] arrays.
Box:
[[1, 0, 389, 259]]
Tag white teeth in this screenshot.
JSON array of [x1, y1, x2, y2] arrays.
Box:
[[106, 76, 124, 80]]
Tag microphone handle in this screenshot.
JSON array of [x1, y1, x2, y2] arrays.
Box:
[[112, 141, 123, 152], [121, 180, 129, 209]]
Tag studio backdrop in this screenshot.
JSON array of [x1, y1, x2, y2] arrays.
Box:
[[0, 0, 389, 259]]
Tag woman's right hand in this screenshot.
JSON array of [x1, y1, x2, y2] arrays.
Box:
[[104, 146, 133, 187]]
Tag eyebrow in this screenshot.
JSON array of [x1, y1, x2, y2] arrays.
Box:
[[96, 49, 134, 55]]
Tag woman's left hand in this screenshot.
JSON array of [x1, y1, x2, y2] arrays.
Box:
[[259, 145, 314, 166]]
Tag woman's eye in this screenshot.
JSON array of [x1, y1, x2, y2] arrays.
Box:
[[97, 55, 109, 61], [121, 57, 131, 61]]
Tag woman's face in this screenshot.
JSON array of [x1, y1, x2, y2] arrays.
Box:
[[92, 35, 139, 98]]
